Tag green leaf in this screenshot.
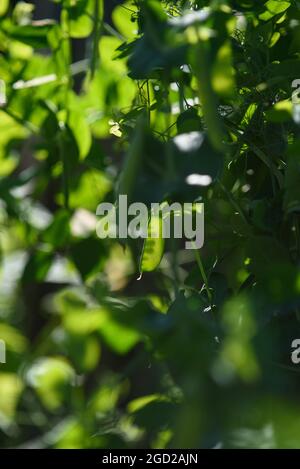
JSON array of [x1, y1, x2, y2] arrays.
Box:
[[70, 237, 105, 280], [130, 399, 176, 434], [259, 1, 291, 21], [98, 311, 141, 355], [0, 324, 28, 355], [266, 100, 293, 123], [176, 108, 202, 134], [0, 0, 9, 16], [22, 250, 53, 283], [26, 357, 75, 410], [68, 108, 92, 159], [65, 0, 94, 38], [69, 170, 112, 211], [43, 210, 70, 248], [63, 334, 101, 372], [0, 373, 23, 422], [112, 1, 138, 40], [126, 1, 186, 79]]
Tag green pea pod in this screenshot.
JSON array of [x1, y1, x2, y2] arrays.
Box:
[[139, 213, 165, 275], [191, 41, 225, 153], [117, 114, 147, 203]]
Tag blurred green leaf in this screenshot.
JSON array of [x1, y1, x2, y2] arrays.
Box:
[[26, 357, 75, 410]]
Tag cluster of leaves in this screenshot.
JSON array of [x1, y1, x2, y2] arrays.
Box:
[[1, 0, 300, 449]]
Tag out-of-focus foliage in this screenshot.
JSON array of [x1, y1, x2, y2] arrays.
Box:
[[0, 0, 300, 449]]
